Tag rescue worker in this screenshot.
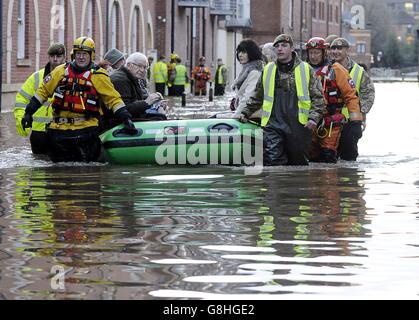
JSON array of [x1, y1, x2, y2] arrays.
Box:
[[167, 53, 178, 96], [330, 37, 375, 161], [14, 43, 66, 154], [153, 55, 168, 96], [324, 34, 339, 60], [214, 58, 228, 96], [21, 36, 136, 163], [172, 57, 189, 96], [236, 34, 326, 166], [305, 37, 361, 163], [191, 56, 211, 96]]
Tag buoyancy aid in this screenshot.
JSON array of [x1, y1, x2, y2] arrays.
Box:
[[52, 63, 100, 116], [316, 64, 344, 112]]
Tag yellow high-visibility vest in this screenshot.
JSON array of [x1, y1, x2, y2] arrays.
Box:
[[153, 61, 168, 84], [217, 65, 227, 85], [342, 62, 364, 119], [173, 64, 187, 85], [261, 62, 311, 127]]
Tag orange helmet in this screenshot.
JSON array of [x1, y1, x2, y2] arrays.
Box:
[[305, 37, 328, 50]]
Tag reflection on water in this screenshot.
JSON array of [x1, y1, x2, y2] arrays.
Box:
[[1, 84, 419, 299]]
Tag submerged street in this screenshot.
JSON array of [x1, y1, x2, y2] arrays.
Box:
[[0, 82, 419, 299]]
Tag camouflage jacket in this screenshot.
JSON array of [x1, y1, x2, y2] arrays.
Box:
[[241, 52, 325, 124], [345, 58, 375, 114]]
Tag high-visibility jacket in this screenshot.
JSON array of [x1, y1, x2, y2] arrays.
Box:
[[261, 62, 312, 127], [34, 63, 125, 130], [342, 62, 364, 120], [216, 65, 227, 85], [173, 64, 187, 86], [14, 68, 53, 136], [153, 61, 168, 84]]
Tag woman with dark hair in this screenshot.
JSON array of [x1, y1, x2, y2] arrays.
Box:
[[215, 39, 264, 119]]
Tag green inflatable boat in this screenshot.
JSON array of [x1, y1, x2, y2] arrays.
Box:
[[100, 118, 263, 165]]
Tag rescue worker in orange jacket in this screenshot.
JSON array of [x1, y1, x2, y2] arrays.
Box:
[[191, 56, 211, 96], [21, 36, 136, 163], [305, 37, 362, 163]]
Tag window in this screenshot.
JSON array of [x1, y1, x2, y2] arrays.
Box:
[[86, 0, 94, 38], [58, 0, 65, 44], [111, 1, 120, 49], [131, 7, 140, 52], [312, 0, 317, 19], [356, 43, 366, 54], [335, 5, 339, 23], [289, 0, 294, 28], [320, 2, 324, 21], [329, 4, 333, 22], [303, 0, 308, 28], [17, 0, 26, 59]]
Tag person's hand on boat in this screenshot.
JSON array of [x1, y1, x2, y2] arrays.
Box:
[[121, 118, 137, 135], [234, 113, 248, 123], [145, 93, 162, 106]]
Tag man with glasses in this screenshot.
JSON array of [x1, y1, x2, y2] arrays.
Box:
[[14, 43, 66, 154], [110, 52, 165, 118], [21, 37, 136, 162]]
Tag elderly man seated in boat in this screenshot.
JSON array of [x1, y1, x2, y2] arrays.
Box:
[[110, 52, 167, 120]]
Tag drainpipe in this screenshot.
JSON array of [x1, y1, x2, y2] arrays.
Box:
[[105, 0, 109, 52], [171, 0, 175, 53], [0, 2, 3, 113], [202, 7, 206, 57]]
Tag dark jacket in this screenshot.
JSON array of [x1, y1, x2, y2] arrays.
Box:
[[110, 67, 149, 117]]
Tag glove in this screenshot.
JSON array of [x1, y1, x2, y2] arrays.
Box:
[[21, 113, 33, 130], [349, 121, 363, 140], [21, 97, 42, 129], [114, 107, 137, 135], [122, 118, 137, 135], [16, 118, 30, 137]]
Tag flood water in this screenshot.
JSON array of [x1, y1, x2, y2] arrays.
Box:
[[0, 83, 419, 300]]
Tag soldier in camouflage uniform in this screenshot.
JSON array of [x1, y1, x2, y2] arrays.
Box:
[[236, 34, 326, 166], [330, 37, 375, 161]]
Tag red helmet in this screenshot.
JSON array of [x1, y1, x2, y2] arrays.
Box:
[[305, 37, 328, 50]]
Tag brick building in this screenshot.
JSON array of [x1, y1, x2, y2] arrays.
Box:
[[1, 0, 376, 111], [245, 0, 343, 51], [1, 0, 253, 111]]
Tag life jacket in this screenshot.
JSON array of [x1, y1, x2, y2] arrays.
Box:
[[316, 65, 345, 113], [51, 63, 100, 115]]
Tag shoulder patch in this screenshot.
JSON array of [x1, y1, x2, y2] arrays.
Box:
[[43, 74, 52, 84], [348, 79, 355, 88]]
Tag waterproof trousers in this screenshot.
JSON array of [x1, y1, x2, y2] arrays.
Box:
[[338, 123, 360, 161], [263, 126, 311, 166], [47, 126, 102, 163], [30, 131, 49, 155]]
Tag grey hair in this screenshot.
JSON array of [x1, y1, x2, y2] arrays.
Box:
[[126, 52, 148, 66]]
